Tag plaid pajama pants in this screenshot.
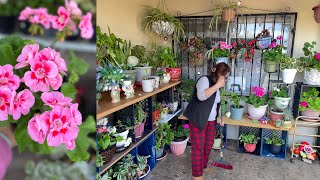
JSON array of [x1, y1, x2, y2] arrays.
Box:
[[190, 120, 216, 177]]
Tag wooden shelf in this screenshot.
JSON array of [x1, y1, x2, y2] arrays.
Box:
[[178, 114, 295, 131], [97, 81, 181, 119], [158, 108, 183, 124], [99, 126, 158, 175]]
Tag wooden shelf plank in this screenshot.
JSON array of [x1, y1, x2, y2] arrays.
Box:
[[158, 108, 183, 124], [178, 114, 295, 131], [97, 81, 181, 119], [99, 126, 158, 175]]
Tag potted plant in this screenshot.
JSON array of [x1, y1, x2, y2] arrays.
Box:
[[270, 108, 284, 126], [255, 29, 272, 49], [97, 169, 113, 180], [213, 129, 223, 149], [97, 133, 122, 164], [239, 132, 260, 153], [155, 123, 174, 159], [142, 74, 156, 93], [265, 133, 285, 155], [283, 109, 293, 128], [134, 103, 147, 138], [299, 87, 320, 117], [271, 86, 291, 110], [170, 124, 190, 155], [152, 102, 162, 123], [205, 41, 232, 65], [177, 79, 196, 111], [280, 56, 304, 83], [299, 41, 320, 85], [180, 37, 205, 66], [229, 92, 244, 120], [96, 152, 105, 168], [231, 39, 256, 62], [142, 3, 184, 41], [156, 67, 171, 84], [160, 102, 170, 119], [132, 45, 152, 85], [263, 36, 286, 73], [160, 47, 181, 80], [136, 155, 151, 179], [312, 4, 320, 23], [113, 154, 138, 180], [244, 86, 271, 119], [112, 120, 132, 148]]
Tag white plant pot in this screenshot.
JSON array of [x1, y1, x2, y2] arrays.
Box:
[[113, 129, 129, 148], [161, 74, 171, 84], [150, 76, 160, 88], [281, 69, 297, 84], [274, 97, 291, 110], [247, 104, 268, 119], [123, 80, 131, 86], [135, 67, 153, 83], [142, 78, 155, 93], [124, 69, 137, 85], [304, 68, 320, 85]]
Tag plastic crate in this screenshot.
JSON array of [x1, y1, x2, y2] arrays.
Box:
[[260, 129, 288, 160], [238, 126, 262, 155]]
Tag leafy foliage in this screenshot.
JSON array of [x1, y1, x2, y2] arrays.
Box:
[[155, 123, 174, 150], [265, 133, 285, 146], [239, 132, 260, 144], [131, 45, 146, 65], [271, 86, 289, 98], [134, 103, 147, 124], [96, 152, 105, 167], [283, 109, 293, 122], [177, 79, 196, 102], [229, 92, 242, 108], [160, 47, 177, 68], [299, 41, 320, 71], [97, 133, 122, 151], [113, 154, 138, 180], [263, 42, 286, 62], [173, 124, 190, 140], [299, 87, 320, 112], [280, 56, 304, 72]]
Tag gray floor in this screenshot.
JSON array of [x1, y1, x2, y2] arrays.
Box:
[[147, 141, 320, 180]]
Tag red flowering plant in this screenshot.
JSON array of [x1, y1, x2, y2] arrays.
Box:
[[231, 39, 256, 62], [0, 0, 95, 161], [263, 35, 287, 63], [243, 86, 272, 108], [299, 87, 320, 112], [255, 29, 271, 39], [299, 41, 320, 72], [180, 37, 205, 66]]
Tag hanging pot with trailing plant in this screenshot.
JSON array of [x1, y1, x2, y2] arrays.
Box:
[[222, 8, 236, 22], [312, 5, 320, 23]]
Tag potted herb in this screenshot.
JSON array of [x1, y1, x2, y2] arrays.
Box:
[[299, 87, 320, 117], [180, 37, 205, 66], [177, 79, 196, 111], [243, 86, 271, 119], [113, 154, 138, 180], [205, 41, 232, 65], [265, 133, 285, 155], [136, 155, 151, 179], [170, 124, 190, 155], [142, 4, 184, 41], [132, 45, 153, 85], [263, 36, 286, 73], [283, 109, 293, 127], [213, 129, 223, 149], [160, 47, 181, 80], [134, 103, 147, 138], [271, 86, 291, 110], [312, 4, 320, 23], [255, 29, 272, 49], [152, 102, 162, 123], [239, 132, 260, 153], [97, 133, 122, 164], [299, 41, 320, 85], [155, 123, 174, 159], [280, 56, 304, 83], [229, 92, 244, 120]]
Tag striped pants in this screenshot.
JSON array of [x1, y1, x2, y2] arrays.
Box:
[[190, 120, 216, 177]]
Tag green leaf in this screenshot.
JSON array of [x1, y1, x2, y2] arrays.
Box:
[[66, 115, 96, 161], [67, 51, 89, 84], [0, 42, 15, 66], [0, 120, 10, 127], [61, 83, 77, 100]]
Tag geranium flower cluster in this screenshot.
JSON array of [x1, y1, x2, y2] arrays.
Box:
[[252, 86, 265, 97], [206, 41, 232, 60], [1, 43, 82, 150], [19, 0, 93, 39], [231, 39, 256, 62]]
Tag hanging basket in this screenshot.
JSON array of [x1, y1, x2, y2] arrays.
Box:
[[312, 5, 320, 23]]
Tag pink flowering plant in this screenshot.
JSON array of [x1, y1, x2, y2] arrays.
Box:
[[173, 124, 190, 141], [205, 41, 232, 61], [243, 86, 271, 108], [263, 35, 287, 63], [299, 41, 320, 72], [19, 0, 93, 41], [299, 87, 320, 112]]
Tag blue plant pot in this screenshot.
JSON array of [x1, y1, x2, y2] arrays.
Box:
[[230, 105, 244, 120], [156, 148, 164, 159], [256, 36, 272, 49], [215, 57, 229, 65]]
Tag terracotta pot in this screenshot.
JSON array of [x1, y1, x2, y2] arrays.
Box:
[[270, 109, 284, 123], [312, 5, 320, 23], [166, 68, 181, 80], [300, 110, 320, 117], [152, 110, 160, 123], [135, 122, 145, 138], [170, 137, 189, 155], [244, 143, 256, 153], [222, 9, 236, 22]]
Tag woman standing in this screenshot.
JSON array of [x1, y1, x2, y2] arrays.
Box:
[[184, 62, 230, 180]]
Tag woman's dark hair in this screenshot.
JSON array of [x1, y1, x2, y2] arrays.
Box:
[[210, 62, 231, 83]]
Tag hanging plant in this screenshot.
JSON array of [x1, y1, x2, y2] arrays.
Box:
[[142, 0, 184, 41], [180, 37, 205, 67]]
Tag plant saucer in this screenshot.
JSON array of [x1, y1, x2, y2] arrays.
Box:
[[156, 149, 168, 161]]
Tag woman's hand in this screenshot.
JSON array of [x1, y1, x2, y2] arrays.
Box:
[[216, 76, 227, 88]]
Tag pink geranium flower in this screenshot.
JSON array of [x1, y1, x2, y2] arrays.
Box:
[[0, 87, 13, 121], [41, 91, 72, 108], [9, 89, 35, 120], [277, 35, 283, 40], [300, 101, 308, 107], [79, 12, 93, 39], [35, 47, 67, 75], [15, 44, 39, 69], [23, 59, 61, 92], [28, 112, 50, 144], [183, 124, 189, 129], [0, 65, 21, 91], [255, 90, 265, 97], [19, 7, 33, 20], [19, 7, 51, 29], [52, 6, 71, 31], [315, 53, 320, 60], [251, 86, 258, 93], [70, 103, 82, 126], [65, 0, 82, 16]]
